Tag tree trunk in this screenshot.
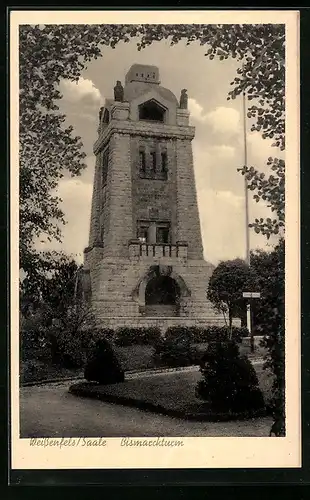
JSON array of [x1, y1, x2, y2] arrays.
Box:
[[221, 307, 228, 327], [228, 309, 233, 340]]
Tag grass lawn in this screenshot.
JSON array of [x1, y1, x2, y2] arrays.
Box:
[[70, 363, 273, 422], [20, 345, 155, 384], [21, 359, 83, 384], [115, 345, 155, 371]]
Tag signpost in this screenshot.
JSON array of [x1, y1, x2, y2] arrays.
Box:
[[243, 292, 261, 299], [242, 291, 261, 352]]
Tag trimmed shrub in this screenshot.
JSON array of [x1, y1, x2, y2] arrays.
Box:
[[164, 326, 191, 342], [177, 326, 206, 343], [46, 326, 111, 369], [152, 325, 248, 344], [202, 326, 248, 343], [87, 328, 115, 345], [142, 327, 162, 345], [196, 340, 265, 413], [114, 327, 161, 347], [231, 326, 249, 341], [40, 327, 80, 368], [84, 338, 124, 384], [151, 325, 249, 368], [153, 326, 196, 368]]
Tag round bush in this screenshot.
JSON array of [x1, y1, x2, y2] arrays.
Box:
[[196, 340, 265, 413], [153, 326, 196, 367], [84, 338, 124, 384], [142, 327, 162, 345]]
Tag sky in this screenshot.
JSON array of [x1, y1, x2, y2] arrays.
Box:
[[39, 37, 282, 265]]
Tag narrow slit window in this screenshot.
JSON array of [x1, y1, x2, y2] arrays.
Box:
[[102, 148, 109, 187], [161, 151, 168, 173], [139, 149, 146, 174], [150, 151, 156, 173]]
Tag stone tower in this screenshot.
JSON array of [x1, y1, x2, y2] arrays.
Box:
[[83, 64, 223, 331]]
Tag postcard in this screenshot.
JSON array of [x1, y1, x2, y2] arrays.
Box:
[[10, 9, 300, 471]]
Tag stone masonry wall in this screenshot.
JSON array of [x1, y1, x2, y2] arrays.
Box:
[[89, 256, 227, 324], [131, 136, 177, 241], [103, 133, 133, 258], [86, 87, 232, 333], [88, 153, 102, 247], [176, 138, 204, 260], [96, 316, 231, 333], [172, 261, 216, 317]]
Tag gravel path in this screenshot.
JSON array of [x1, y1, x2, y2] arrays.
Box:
[[20, 379, 273, 438]]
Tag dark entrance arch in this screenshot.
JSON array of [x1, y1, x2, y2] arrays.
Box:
[[145, 275, 180, 317]]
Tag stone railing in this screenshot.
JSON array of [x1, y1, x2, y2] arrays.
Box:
[[128, 239, 188, 261]]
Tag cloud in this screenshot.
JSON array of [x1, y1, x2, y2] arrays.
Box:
[[70, 112, 97, 123], [36, 178, 93, 264], [193, 139, 279, 264], [209, 145, 235, 159], [80, 156, 96, 184], [205, 106, 240, 135], [57, 80, 101, 157], [193, 141, 239, 195], [189, 99, 241, 136], [59, 77, 103, 105], [197, 186, 277, 265], [216, 190, 243, 207], [197, 187, 246, 263], [247, 131, 284, 169], [188, 98, 206, 122]]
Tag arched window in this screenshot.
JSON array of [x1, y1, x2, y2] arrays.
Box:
[[103, 109, 110, 124], [138, 100, 166, 122]]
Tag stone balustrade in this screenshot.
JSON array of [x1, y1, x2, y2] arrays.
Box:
[[128, 239, 188, 261]]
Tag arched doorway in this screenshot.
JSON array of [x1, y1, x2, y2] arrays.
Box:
[[145, 275, 180, 317]]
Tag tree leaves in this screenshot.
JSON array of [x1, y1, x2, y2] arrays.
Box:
[[238, 157, 285, 238], [250, 240, 285, 418], [207, 259, 254, 332]]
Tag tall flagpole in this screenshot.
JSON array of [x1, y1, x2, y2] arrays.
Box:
[[242, 89, 254, 352], [242, 90, 250, 266]]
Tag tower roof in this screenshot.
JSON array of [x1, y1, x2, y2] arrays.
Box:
[[123, 64, 178, 105], [125, 64, 160, 85]]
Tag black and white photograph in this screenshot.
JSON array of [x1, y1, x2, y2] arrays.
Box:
[[10, 10, 300, 470]]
